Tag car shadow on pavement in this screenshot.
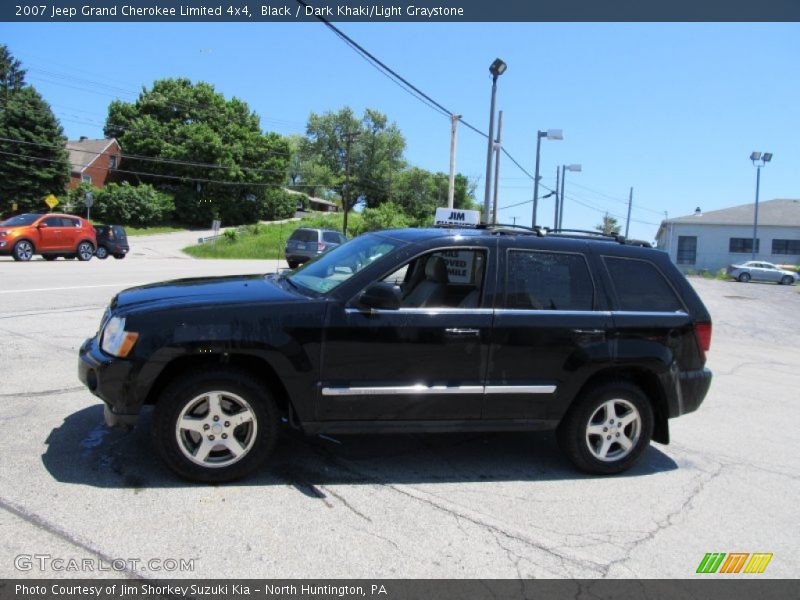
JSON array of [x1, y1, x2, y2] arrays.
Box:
[[43, 404, 678, 492]]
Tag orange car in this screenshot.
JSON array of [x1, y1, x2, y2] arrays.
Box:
[[0, 213, 97, 261]]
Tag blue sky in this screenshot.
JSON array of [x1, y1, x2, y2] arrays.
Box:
[[3, 22, 798, 240]]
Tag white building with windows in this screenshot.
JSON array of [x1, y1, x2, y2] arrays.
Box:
[[655, 199, 800, 272]]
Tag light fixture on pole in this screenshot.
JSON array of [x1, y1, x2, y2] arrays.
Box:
[[558, 164, 582, 229], [749, 151, 772, 260], [531, 129, 563, 227], [483, 58, 506, 223]]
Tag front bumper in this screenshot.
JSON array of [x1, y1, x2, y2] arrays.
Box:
[[78, 337, 140, 427]]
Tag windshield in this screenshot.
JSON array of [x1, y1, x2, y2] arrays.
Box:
[[0, 214, 40, 227], [287, 233, 405, 294]]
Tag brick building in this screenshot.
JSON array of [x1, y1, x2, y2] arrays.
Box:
[[66, 137, 121, 189]]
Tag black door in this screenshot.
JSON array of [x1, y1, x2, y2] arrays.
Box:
[[486, 246, 612, 420], [318, 247, 493, 421]]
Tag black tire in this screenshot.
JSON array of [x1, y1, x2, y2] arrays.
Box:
[[287, 260, 299, 269], [43, 255, 57, 261], [557, 380, 654, 475], [76, 241, 94, 261], [95, 246, 109, 259], [780, 275, 793, 285], [12, 240, 34, 262], [152, 367, 278, 483], [113, 254, 126, 260], [738, 272, 751, 283]]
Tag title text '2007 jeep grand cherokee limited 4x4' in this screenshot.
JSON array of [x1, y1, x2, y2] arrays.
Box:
[[78, 224, 712, 482]]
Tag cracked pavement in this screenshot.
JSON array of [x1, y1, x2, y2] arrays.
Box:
[[0, 245, 797, 578]]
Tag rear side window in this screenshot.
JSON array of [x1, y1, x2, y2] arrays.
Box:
[[63, 217, 81, 227], [604, 257, 684, 312], [322, 231, 341, 243], [505, 250, 594, 310], [289, 229, 318, 242]]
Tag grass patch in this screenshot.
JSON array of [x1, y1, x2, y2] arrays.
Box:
[[124, 225, 188, 236], [686, 268, 729, 281], [183, 215, 348, 260]]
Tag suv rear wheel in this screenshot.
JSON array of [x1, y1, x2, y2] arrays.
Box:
[[152, 368, 278, 482], [76, 241, 94, 261], [557, 380, 653, 475]]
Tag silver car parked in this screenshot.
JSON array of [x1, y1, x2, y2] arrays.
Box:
[[284, 227, 347, 269], [727, 260, 799, 285]]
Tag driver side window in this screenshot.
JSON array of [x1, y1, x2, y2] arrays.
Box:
[[382, 249, 486, 309]]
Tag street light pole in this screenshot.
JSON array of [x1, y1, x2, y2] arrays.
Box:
[[553, 166, 561, 229], [531, 129, 563, 228], [558, 164, 581, 229], [749, 151, 772, 260], [447, 114, 461, 208], [483, 59, 506, 223]]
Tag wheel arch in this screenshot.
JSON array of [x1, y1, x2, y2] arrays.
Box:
[[144, 353, 295, 421], [13, 237, 36, 251], [564, 366, 669, 444]]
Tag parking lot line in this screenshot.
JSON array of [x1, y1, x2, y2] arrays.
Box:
[[0, 283, 143, 295]]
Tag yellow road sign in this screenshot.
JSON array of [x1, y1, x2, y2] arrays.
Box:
[[44, 194, 59, 209]]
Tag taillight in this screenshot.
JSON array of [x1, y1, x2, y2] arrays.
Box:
[[317, 243, 327, 252], [695, 321, 712, 358]]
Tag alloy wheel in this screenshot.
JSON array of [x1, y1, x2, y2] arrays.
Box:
[[175, 391, 258, 468], [585, 398, 642, 462]]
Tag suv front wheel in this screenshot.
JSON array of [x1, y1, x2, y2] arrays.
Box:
[[152, 368, 278, 482], [557, 380, 653, 475]]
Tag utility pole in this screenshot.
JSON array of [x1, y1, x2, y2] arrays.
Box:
[[625, 187, 633, 238], [341, 131, 360, 237], [491, 110, 504, 225], [447, 114, 461, 209], [553, 166, 561, 229]]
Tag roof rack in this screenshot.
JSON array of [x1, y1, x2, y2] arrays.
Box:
[[476, 223, 548, 237], [547, 228, 652, 247]]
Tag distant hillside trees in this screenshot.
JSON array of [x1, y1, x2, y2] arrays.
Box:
[[0, 44, 70, 214], [104, 78, 291, 226]]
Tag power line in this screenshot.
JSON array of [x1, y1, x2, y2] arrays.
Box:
[[0, 149, 332, 190]]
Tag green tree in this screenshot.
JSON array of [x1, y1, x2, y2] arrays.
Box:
[[104, 78, 290, 226], [596, 213, 622, 235], [0, 86, 70, 214], [389, 168, 477, 223], [303, 107, 405, 233], [0, 44, 27, 102]]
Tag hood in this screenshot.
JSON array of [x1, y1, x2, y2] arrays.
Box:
[[111, 274, 301, 312]]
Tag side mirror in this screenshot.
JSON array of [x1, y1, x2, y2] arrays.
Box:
[[38, 223, 48, 228], [360, 282, 401, 311]]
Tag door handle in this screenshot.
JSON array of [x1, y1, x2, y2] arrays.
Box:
[[445, 328, 481, 338], [572, 329, 605, 336]]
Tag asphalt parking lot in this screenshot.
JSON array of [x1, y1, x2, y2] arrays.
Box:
[[0, 237, 798, 579]]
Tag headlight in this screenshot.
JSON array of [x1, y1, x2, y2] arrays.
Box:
[[101, 316, 139, 358], [0, 231, 7, 237]]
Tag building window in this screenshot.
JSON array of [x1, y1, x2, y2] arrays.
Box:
[[676, 236, 697, 265], [109, 155, 118, 169], [81, 174, 92, 184], [729, 237, 759, 253], [772, 239, 800, 255]]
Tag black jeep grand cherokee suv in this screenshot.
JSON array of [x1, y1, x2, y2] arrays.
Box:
[[79, 226, 712, 482]]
